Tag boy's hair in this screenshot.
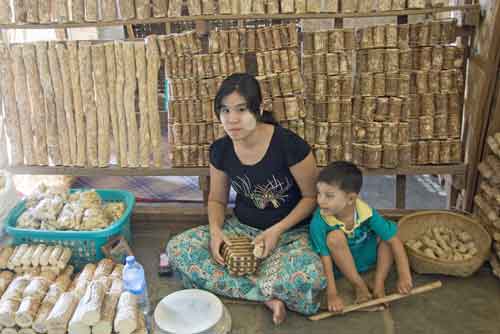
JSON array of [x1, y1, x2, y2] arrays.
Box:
[[318, 161, 363, 194]]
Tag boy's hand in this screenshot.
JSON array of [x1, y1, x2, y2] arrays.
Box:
[[397, 273, 413, 294], [327, 290, 344, 313]]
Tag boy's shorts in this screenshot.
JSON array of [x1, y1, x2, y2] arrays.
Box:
[[333, 234, 379, 276]]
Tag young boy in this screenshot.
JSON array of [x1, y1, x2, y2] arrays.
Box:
[[309, 161, 413, 312]]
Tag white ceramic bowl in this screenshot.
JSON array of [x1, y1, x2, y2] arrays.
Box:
[[154, 289, 227, 334]]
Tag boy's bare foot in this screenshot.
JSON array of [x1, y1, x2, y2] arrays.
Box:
[[264, 299, 287, 325], [354, 284, 372, 304], [372, 283, 389, 308]]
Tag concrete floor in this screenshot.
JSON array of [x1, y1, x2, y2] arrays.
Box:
[[133, 221, 500, 334]]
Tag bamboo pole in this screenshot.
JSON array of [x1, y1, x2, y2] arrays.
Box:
[[56, 43, 77, 165], [134, 41, 150, 167], [11, 45, 35, 165], [67, 41, 86, 166], [22, 44, 48, 165], [0, 44, 23, 166], [123, 42, 139, 167], [78, 41, 98, 167], [309, 281, 443, 321], [36, 42, 61, 165], [114, 41, 128, 167], [91, 44, 111, 167], [146, 35, 162, 167], [48, 41, 71, 166]]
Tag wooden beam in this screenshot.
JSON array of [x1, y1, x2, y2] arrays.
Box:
[[0, 5, 480, 29], [5, 164, 468, 177]]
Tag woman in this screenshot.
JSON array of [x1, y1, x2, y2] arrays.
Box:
[[167, 73, 325, 324]]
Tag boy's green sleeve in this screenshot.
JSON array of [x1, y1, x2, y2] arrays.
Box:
[[309, 209, 331, 256], [368, 209, 398, 241]]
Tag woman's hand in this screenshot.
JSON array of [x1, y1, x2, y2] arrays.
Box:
[[209, 227, 231, 265], [253, 226, 283, 258]]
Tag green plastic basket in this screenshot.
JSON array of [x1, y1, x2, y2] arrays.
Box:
[[5, 189, 135, 268]]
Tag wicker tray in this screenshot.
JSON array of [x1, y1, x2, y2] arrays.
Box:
[[398, 211, 492, 277]]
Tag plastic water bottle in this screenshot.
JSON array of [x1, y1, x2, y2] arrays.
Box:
[[123, 256, 150, 315]]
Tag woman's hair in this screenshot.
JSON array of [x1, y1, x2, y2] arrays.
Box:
[[214, 73, 276, 124]]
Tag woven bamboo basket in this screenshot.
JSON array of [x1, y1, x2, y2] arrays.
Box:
[[398, 211, 492, 277]]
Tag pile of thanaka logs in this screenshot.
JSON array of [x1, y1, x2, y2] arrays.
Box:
[[0, 257, 144, 334], [0, 38, 162, 168], [475, 132, 500, 279], [0, 0, 455, 25]]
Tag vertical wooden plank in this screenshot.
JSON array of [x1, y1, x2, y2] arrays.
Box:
[[396, 175, 406, 209], [199, 176, 210, 206]]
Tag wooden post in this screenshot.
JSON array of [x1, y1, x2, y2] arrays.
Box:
[[396, 175, 406, 209], [199, 176, 210, 206]]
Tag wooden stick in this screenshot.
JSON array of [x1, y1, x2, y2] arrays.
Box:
[[11, 45, 35, 166], [67, 41, 86, 167], [0, 0, 12, 24], [92, 44, 110, 167], [309, 281, 443, 321], [48, 41, 71, 166], [38, 0, 50, 23], [123, 42, 139, 167], [104, 43, 120, 165], [78, 41, 98, 167], [0, 44, 24, 166], [26, 0, 39, 23], [71, 0, 84, 22], [85, 0, 98, 22], [114, 41, 128, 167], [134, 41, 150, 167], [36, 42, 61, 165], [56, 43, 77, 165], [146, 36, 162, 167], [22, 44, 48, 165]]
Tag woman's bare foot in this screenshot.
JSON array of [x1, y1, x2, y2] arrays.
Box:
[[354, 283, 372, 304], [264, 299, 287, 325]]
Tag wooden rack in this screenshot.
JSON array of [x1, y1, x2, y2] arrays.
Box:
[[0, 3, 481, 210]]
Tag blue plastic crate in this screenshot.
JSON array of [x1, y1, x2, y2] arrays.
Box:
[[5, 189, 135, 269]]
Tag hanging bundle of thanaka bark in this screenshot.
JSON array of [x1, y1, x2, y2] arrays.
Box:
[[0, 39, 162, 168]]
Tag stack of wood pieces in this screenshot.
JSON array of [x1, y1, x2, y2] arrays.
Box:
[[352, 19, 462, 169], [0, 244, 71, 276], [221, 236, 258, 276], [474, 132, 500, 279], [0, 0, 455, 24], [254, 23, 305, 148], [302, 27, 355, 166], [164, 29, 245, 167], [0, 38, 162, 168]]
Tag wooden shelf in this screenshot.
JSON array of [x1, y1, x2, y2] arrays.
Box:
[[0, 4, 480, 29], [5, 163, 467, 177]]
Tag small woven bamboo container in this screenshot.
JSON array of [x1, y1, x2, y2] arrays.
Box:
[[382, 144, 398, 168], [315, 145, 329, 167], [222, 236, 259, 276], [398, 211, 492, 277], [398, 144, 411, 167], [352, 143, 364, 166]]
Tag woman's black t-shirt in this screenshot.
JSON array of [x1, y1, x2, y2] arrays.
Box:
[[209, 125, 311, 230]]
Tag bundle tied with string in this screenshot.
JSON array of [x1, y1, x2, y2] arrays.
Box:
[[221, 236, 259, 276]]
